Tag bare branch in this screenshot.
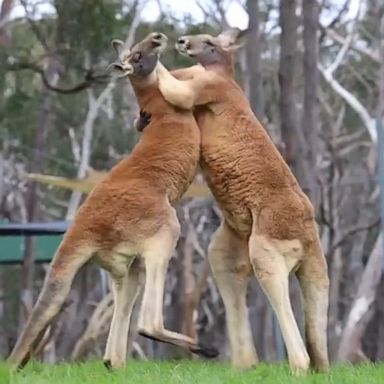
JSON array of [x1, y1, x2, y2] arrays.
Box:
[[155, 0, 163, 16], [319, 2, 379, 146], [326, 2, 360, 76], [319, 63, 377, 143], [196, 0, 227, 28], [323, 27, 379, 63], [132, 341, 148, 360], [66, 79, 116, 218], [6, 60, 109, 94], [125, 0, 148, 47], [326, 29, 353, 76], [326, 219, 380, 257], [212, 0, 230, 28], [71, 293, 113, 360], [337, 234, 384, 362], [324, 0, 350, 31], [19, 0, 50, 50], [68, 127, 81, 164], [379, 9, 384, 119]]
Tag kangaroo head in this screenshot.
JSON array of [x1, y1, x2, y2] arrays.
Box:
[[175, 28, 248, 67], [107, 32, 168, 78]]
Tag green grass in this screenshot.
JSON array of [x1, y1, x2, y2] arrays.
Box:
[[1, 360, 384, 384]]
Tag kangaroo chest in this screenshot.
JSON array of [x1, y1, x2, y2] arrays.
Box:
[[200, 138, 253, 236]]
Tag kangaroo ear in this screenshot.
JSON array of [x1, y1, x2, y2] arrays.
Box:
[[217, 28, 249, 50], [105, 62, 127, 78], [111, 39, 126, 56]]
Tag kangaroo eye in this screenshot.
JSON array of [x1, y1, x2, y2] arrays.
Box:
[[132, 52, 142, 62], [205, 40, 215, 47]]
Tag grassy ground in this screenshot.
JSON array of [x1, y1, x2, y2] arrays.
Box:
[[1, 360, 384, 384]]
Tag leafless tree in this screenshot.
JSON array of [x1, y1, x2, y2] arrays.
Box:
[[302, 0, 320, 208], [245, 0, 264, 118], [278, 0, 310, 191]]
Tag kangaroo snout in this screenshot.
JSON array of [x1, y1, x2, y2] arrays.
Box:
[[150, 32, 168, 52], [175, 37, 191, 55]]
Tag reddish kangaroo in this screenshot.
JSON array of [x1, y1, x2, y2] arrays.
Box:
[[7, 32, 216, 370], [153, 29, 329, 374]]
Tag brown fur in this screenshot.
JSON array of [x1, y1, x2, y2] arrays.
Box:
[[7, 32, 204, 370], [156, 30, 330, 374]]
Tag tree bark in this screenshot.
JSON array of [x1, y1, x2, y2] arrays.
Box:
[[245, 0, 264, 118], [66, 82, 116, 219], [337, 235, 384, 362], [278, 0, 310, 189], [0, 269, 6, 356], [18, 61, 59, 331], [302, 0, 320, 209], [0, 0, 14, 45]]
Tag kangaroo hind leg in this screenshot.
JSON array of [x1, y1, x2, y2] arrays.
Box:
[[7, 241, 95, 370], [208, 222, 257, 369], [249, 234, 309, 375], [138, 207, 218, 358], [296, 239, 330, 372], [103, 257, 143, 370]]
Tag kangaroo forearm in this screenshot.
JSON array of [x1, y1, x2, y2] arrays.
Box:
[[170, 65, 202, 80], [156, 63, 196, 109]]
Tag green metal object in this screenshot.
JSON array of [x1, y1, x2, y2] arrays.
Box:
[[0, 235, 62, 264], [0, 220, 67, 264]]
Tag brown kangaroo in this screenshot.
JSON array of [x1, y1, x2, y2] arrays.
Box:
[[153, 29, 329, 374], [7, 32, 215, 370]]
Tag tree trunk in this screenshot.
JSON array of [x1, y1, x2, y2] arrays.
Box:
[[66, 82, 115, 219], [278, 0, 310, 188], [337, 235, 384, 361], [182, 231, 197, 342], [374, 274, 384, 360], [373, 6, 384, 362], [0, 269, 6, 357], [245, 0, 264, 118], [328, 249, 342, 359], [18, 61, 59, 331], [302, 0, 320, 209], [0, 0, 14, 45]]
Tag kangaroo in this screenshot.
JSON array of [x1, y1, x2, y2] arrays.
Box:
[[152, 29, 329, 374], [7, 32, 214, 371]]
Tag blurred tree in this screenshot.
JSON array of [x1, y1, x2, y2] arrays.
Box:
[[302, 0, 320, 208], [245, 0, 264, 118], [278, 0, 310, 190]]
